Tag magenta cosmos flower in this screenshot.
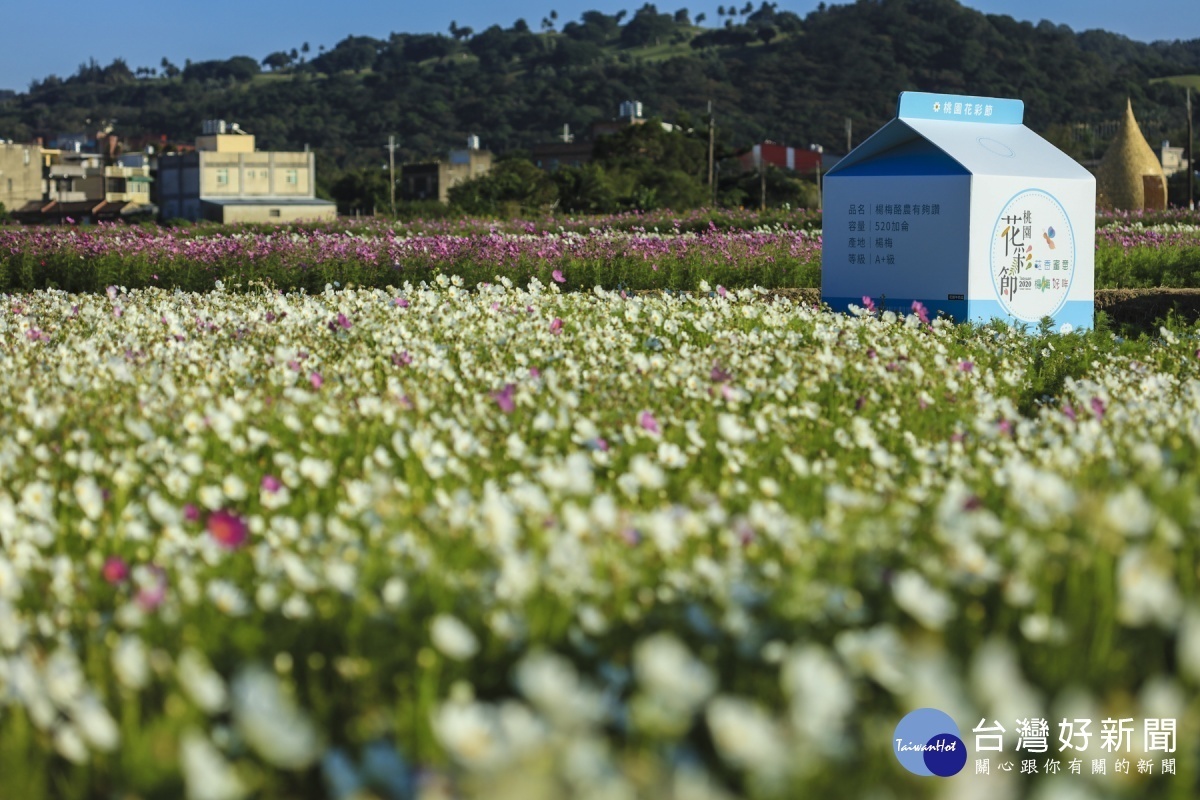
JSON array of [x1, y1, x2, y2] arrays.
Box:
[[207, 509, 249, 549]]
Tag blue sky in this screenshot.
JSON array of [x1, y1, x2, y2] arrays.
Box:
[[1, 1, 1197, 92]]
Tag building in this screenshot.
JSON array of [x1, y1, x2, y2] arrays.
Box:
[[531, 102, 677, 172], [401, 137, 493, 203], [1160, 140, 1190, 178], [1096, 99, 1168, 211], [11, 146, 157, 225], [737, 141, 841, 174], [0, 141, 43, 213], [157, 120, 335, 223]]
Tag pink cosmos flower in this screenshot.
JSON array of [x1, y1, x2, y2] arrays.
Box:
[[394, 297, 410, 308], [552, 269, 566, 283], [392, 351, 412, 367], [1090, 397, 1106, 419], [102, 556, 129, 585], [639, 411, 660, 435], [207, 509, 249, 550], [959, 361, 974, 372], [529, 367, 541, 379], [261, 475, 282, 493], [310, 372, 324, 389], [717, 286, 727, 298], [911, 300, 930, 325], [1063, 404, 1077, 421], [861, 295, 876, 312], [492, 383, 516, 414], [550, 317, 563, 335], [183, 504, 201, 522], [997, 419, 1013, 436], [135, 568, 167, 611]]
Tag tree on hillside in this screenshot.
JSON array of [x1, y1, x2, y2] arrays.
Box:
[[620, 4, 679, 47], [263, 51, 293, 71]]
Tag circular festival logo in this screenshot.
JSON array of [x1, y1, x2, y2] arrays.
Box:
[[990, 190, 1076, 322], [893, 708, 967, 777]]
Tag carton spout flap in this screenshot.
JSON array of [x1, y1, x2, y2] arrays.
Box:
[[903, 118, 1095, 180]]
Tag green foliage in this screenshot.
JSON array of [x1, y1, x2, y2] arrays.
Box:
[[4, 2, 1196, 193], [448, 159, 558, 215]]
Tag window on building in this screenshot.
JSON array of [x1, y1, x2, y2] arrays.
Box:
[[286, 170, 298, 185], [216, 168, 229, 185], [6, 179, 11, 193], [269, 209, 281, 218]]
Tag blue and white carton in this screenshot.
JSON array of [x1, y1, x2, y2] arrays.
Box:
[[822, 92, 1095, 330]]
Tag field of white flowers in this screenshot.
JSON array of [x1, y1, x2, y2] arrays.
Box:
[[1, 275, 1198, 799]]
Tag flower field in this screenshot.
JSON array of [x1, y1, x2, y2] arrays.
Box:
[[2, 271, 1199, 799], [2, 207, 1199, 295]]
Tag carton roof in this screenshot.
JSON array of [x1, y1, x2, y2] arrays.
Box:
[[828, 92, 1093, 182]]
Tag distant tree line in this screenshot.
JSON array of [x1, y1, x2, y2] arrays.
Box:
[[2, 0, 1197, 212]]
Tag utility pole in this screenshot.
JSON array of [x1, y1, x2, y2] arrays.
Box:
[[809, 143, 824, 211], [760, 159, 767, 211], [845, 117, 852, 154], [385, 135, 398, 217], [1188, 87, 1194, 211], [707, 100, 715, 207]]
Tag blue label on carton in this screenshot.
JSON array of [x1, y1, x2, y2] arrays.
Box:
[[898, 92, 1024, 125]]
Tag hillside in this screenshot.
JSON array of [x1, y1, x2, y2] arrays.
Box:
[[0, 0, 1197, 189]]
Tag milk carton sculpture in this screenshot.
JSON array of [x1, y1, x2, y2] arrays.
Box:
[[822, 92, 1095, 330]]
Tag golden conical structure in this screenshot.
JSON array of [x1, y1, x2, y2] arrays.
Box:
[[1096, 99, 1168, 210]]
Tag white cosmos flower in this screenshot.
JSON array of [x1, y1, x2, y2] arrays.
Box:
[[381, 577, 407, 609], [628, 455, 665, 491], [69, 693, 120, 752], [705, 696, 788, 776], [1102, 485, 1155, 538], [73, 476, 105, 521], [221, 474, 247, 502], [834, 625, 907, 692], [45, 647, 86, 706], [514, 650, 605, 728], [232, 665, 322, 770], [180, 729, 247, 800], [892, 570, 954, 631], [298, 457, 333, 488], [433, 699, 510, 770], [782, 644, 853, 743], [112, 635, 150, 691], [431, 614, 480, 661], [1117, 548, 1181, 628], [634, 632, 714, 714], [53, 723, 90, 764], [177, 648, 229, 714], [207, 580, 249, 616]]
